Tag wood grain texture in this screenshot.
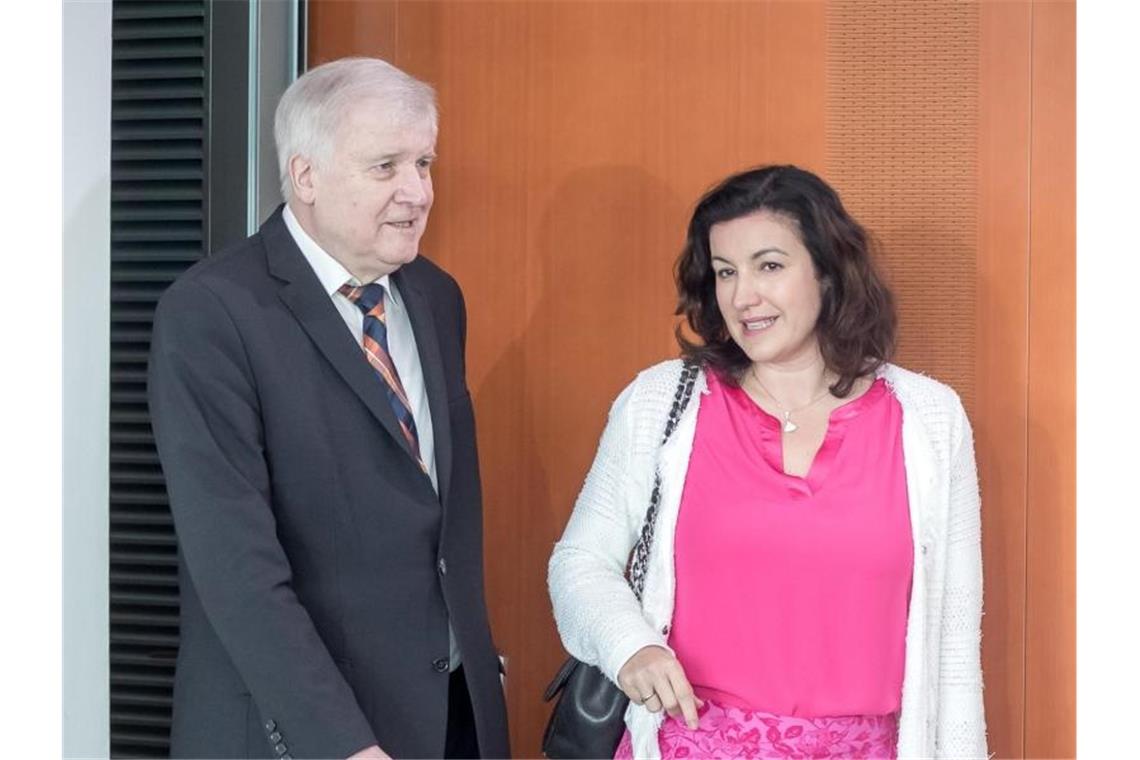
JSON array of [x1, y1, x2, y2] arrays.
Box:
[[308, 0, 396, 64], [1025, 2, 1076, 757], [356, 3, 826, 753], [306, 2, 1074, 756], [978, 4, 1032, 756]]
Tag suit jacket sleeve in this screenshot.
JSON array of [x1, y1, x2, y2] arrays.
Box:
[[148, 278, 377, 758]]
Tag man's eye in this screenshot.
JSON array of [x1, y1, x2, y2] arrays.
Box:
[[417, 157, 434, 169]]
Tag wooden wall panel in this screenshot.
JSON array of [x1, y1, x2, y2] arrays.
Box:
[[1025, 2, 1076, 757], [306, 1, 1073, 757], [978, 4, 1033, 757], [825, 0, 979, 410], [308, 0, 395, 64], [311, 3, 827, 753]]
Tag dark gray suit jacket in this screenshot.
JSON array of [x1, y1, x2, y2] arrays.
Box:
[[148, 207, 510, 759]]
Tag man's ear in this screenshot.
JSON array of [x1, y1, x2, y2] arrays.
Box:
[[289, 154, 317, 205]]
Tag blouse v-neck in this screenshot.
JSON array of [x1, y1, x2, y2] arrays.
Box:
[[724, 372, 889, 495], [667, 369, 913, 717]]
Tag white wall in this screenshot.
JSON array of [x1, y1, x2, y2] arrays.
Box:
[[1077, 2, 1140, 753], [63, 0, 111, 756]]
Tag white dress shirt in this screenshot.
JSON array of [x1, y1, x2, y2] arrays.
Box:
[[283, 205, 460, 669]]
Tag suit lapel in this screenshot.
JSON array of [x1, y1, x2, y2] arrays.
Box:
[[394, 265, 454, 505], [260, 209, 423, 469]]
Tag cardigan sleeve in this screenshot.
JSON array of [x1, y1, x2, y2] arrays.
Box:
[[935, 397, 989, 759], [548, 379, 671, 685]]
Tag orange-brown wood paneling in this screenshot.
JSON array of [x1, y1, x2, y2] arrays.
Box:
[[310, 3, 826, 753], [1025, 2, 1076, 757], [309, 0, 395, 62], [307, 2, 1074, 756], [978, 3, 1033, 757], [825, 0, 979, 406]]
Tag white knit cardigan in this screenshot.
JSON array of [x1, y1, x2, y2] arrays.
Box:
[[548, 359, 987, 759]]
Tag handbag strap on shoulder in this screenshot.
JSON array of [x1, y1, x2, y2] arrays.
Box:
[[626, 360, 699, 601]]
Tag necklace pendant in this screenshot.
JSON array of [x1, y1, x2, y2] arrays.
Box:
[[782, 412, 798, 433]]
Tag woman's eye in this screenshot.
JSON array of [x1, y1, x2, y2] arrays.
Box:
[[715, 268, 735, 280], [760, 261, 783, 272]]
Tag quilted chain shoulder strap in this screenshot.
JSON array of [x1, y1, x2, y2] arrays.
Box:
[[626, 360, 699, 601]]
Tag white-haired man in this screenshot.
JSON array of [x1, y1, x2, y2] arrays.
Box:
[[149, 57, 510, 759]]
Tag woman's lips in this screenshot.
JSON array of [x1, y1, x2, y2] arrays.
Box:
[[741, 316, 778, 333]]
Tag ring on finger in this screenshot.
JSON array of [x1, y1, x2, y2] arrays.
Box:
[[642, 692, 659, 705]]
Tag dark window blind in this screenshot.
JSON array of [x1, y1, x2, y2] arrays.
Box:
[[109, 1, 206, 756]]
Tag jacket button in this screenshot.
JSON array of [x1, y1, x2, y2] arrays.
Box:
[[264, 719, 276, 732], [438, 558, 447, 575], [269, 731, 281, 743], [433, 657, 450, 672], [274, 743, 287, 755]]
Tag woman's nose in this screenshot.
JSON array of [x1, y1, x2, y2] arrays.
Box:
[[732, 276, 763, 311]]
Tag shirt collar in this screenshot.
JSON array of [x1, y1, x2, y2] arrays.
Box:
[[282, 204, 401, 306]]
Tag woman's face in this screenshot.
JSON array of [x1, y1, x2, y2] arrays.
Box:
[[709, 210, 824, 369]]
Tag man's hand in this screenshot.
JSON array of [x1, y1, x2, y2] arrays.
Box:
[[348, 745, 391, 759], [616, 645, 704, 729]]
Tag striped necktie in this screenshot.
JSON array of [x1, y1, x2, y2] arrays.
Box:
[[338, 282, 426, 472]]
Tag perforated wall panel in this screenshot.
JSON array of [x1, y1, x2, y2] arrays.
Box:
[[826, 0, 979, 409]]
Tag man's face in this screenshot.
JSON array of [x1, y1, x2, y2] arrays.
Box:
[[301, 98, 437, 281]]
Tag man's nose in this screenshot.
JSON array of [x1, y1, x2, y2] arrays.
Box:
[[394, 166, 429, 204]]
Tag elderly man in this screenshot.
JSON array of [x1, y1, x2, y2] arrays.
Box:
[[148, 57, 509, 759]]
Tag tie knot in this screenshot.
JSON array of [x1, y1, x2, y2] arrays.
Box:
[[339, 282, 386, 314]]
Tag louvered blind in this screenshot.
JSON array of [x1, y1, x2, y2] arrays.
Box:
[[110, 1, 206, 756]]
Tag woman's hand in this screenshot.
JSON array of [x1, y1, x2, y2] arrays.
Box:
[[616, 645, 704, 729]]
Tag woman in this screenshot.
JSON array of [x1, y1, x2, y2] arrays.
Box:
[[548, 165, 986, 759]]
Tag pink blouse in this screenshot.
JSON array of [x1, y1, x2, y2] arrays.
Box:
[[667, 371, 913, 717]]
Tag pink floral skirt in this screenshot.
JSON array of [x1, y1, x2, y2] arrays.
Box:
[[614, 700, 899, 759]]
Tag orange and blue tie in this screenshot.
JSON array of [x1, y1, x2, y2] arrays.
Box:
[[339, 282, 426, 472]]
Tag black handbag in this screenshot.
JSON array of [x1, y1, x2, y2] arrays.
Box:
[[542, 361, 700, 759]]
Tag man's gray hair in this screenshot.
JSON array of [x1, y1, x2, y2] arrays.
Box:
[[274, 57, 438, 200]]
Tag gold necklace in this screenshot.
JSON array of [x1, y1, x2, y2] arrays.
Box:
[[748, 367, 833, 433]]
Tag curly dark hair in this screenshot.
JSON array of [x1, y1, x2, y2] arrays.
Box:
[[675, 165, 896, 397]]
